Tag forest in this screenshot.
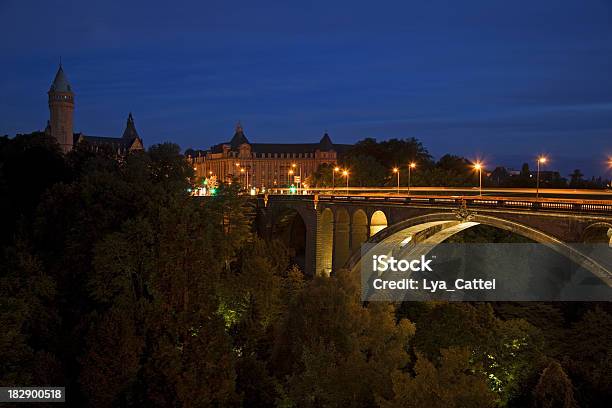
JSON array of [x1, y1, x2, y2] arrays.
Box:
[[1, 133, 611, 407]]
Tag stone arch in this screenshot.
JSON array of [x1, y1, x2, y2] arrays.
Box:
[[582, 222, 612, 246], [287, 212, 307, 271], [370, 210, 388, 237], [319, 208, 334, 276], [351, 209, 369, 252], [268, 205, 316, 275], [347, 212, 612, 286], [334, 208, 351, 270]]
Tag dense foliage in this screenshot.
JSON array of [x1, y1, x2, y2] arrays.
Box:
[[306, 137, 610, 189], [1, 134, 610, 407]]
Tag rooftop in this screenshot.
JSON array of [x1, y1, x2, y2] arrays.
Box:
[[49, 65, 72, 93]]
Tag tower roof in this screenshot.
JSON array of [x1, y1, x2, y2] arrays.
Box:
[[319, 132, 334, 151], [49, 65, 73, 93], [229, 121, 249, 148], [122, 113, 140, 139]]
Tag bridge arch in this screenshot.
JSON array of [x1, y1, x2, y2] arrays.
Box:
[[268, 207, 308, 271], [582, 222, 612, 246], [351, 209, 369, 251], [347, 212, 612, 286], [334, 208, 351, 270], [370, 210, 388, 237]]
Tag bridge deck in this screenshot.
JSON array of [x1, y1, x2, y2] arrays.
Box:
[[262, 193, 612, 215]]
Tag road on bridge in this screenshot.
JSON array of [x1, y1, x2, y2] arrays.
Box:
[[265, 186, 612, 202]]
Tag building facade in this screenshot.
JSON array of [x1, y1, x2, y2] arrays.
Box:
[[187, 123, 349, 189], [45, 64, 144, 154]]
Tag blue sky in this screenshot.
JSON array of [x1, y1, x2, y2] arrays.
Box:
[[1, 0, 611, 176]]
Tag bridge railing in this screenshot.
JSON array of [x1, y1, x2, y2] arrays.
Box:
[[263, 186, 612, 198], [262, 194, 612, 215]]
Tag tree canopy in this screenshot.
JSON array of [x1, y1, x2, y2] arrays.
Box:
[[0, 134, 610, 406]]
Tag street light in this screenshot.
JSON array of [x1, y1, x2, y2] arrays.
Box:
[[473, 162, 483, 196], [342, 170, 349, 195], [331, 166, 340, 193], [288, 168, 294, 192], [333, 167, 340, 193], [408, 162, 416, 195], [536, 156, 547, 199], [292, 163, 302, 192], [240, 167, 249, 189], [393, 167, 400, 194]]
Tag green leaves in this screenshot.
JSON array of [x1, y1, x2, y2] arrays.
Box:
[[381, 348, 496, 408]]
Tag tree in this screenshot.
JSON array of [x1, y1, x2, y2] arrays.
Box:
[[404, 302, 544, 404], [380, 348, 496, 408], [272, 270, 415, 407], [413, 154, 477, 187], [562, 308, 612, 407], [343, 154, 388, 186], [569, 169, 584, 188], [79, 306, 144, 407], [520, 163, 531, 177], [533, 361, 577, 408], [0, 242, 63, 387], [332, 137, 435, 187], [0, 132, 67, 246]]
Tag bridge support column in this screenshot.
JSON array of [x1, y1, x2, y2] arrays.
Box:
[[316, 208, 335, 276], [303, 211, 318, 277], [333, 209, 350, 271]]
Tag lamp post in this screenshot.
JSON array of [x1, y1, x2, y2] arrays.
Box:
[[408, 162, 416, 195], [474, 162, 483, 196], [292, 163, 302, 193], [235, 162, 241, 187], [332, 167, 340, 193], [342, 170, 349, 195], [393, 167, 400, 194], [536, 156, 547, 199], [240, 167, 248, 189]]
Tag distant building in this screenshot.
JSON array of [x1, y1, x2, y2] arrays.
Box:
[[489, 166, 510, 185], [44, 64, 144, 154], [506, 168, 521, 176], [187, 123, 350, 189], [530, 170, 562, 183]]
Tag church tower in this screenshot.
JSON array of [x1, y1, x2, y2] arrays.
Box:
[[48, 64, 74, 153]]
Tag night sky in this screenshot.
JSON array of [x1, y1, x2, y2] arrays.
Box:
[[1, 0, 611, 177]]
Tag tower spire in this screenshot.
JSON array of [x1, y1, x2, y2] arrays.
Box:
[[230, 121, 249, 148], [48, 63, 74, 153], [122, 112, 139, 139]]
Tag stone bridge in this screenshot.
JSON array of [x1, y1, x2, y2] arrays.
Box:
[[255, 194, 612, 285]]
